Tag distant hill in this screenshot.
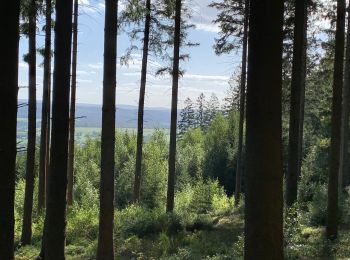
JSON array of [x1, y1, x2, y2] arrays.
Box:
[[17, 100, 173, 129]]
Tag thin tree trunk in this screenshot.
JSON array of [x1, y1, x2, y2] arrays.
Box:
[[43, 0, 73, 257], [0, 1, 20, 258], [234, 0, 249, 207], [286, 0, 308, 207], [340, 1, 350, 189], [244, 0, 284, 258], [133, 0, 151, 203], [38, 0, 52, 211], [45, 90, 51, 206], [96, 0, 118, 259], [166, 0, 181, 213], [21, 0, 37, 245], [67, 0, 79, 206], [327, 0, 346, 241]]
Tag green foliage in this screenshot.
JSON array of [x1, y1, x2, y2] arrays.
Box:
[[306, 184, 328, 226], [209, 0, 246, 55], [141, 130, 168, 208], [176, 128, 204, 187], [178, 97, 196, 134], [189, 180, 227, 214], [66, 206, 99, 245], [203, 112, 237, 195]]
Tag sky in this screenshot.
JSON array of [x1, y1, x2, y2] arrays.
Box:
[[18, 0, 241, 108]]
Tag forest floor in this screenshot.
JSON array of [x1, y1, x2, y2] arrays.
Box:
[[13, 207, 350, 259]]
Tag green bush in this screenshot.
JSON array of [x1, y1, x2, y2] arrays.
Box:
[[66, 205, 99, 245], [116, 205, 163, 238], [306, 184, 328, 226]]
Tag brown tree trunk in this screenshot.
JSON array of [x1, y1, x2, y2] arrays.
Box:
[[67, 0, 79, 206], [21, 0, 37, 245], [286, 0, 308, 207], [38, 0, 52, 211], [133, 0, 151, 203], [45, 94, 51, 206], [0, 1, 20, 258], [327, 0, 346, 241], [43, 0, 73, 257], [340, 0, 350, 190], [166, 0, 181, 213], [244, 0, 284, 258], [97, 0, 118, 259], [234, 0, 249, 207]]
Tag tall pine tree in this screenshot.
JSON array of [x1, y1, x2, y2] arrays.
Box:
[[244, 0, 284, 257], [0, 1, 20, 258], [179, 97, 196, 135]]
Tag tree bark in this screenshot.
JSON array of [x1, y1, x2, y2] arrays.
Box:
[[67, 0, 79, 206], [234, 0, 249, 207], [166, 0, 181, 213], [45, 94, 51, 206], [133, 0, 151, 203], [21, 0, 37, 245], [43, 0, 73, 257], [244, 0, 284, 258], [327, 0, 346, 241], [38, 0, 52, 211], [97, 0, 118, 259], [286, 0, 308, 207], [340, 1, 350, 190], [0, 1, 19, 258]]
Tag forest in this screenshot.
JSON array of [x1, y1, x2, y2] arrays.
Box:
[[2, 0, 350, 259]]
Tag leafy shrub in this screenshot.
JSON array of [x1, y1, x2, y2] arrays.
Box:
[[66, 205, 99, 245], [190, 179, 227, 214], [306, 184, 328, 226], [116, 205, 163, 238]]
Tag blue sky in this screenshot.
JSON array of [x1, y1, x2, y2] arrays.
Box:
[[18, 0, 241, 108]]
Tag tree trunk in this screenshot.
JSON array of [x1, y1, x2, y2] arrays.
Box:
[[166, 0, 181, 213], [133, 0, 151, 203], [234, 0, 249, 207], [67, 0, 79, 206], [244, 0, 284, 258], [0, 1, 19, 258], [21, 0, 37, 245], [45, 93, 51, 206], [43, 0, 73, 257], [96, 0, 118, 259], [286, 0, 308, 207], [38, 0, 52, 211], [327, 0, 346, 241], [340, 0, 350, 190]]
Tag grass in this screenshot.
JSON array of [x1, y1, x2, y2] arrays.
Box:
[[15, 210, 244, 260], [15, 210, 350, 260]]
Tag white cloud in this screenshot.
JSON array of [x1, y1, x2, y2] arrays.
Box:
[[78, 79, 93, 83], [78, 0, 90, 5], [185, 0, 219, 33], [79, 0, 105, 14], [77, 70, 89, 75], [88, 62, 103, 69], [183, 74, 229, 81], [19, 62, 28, 69], [194, 23, 219, 33]]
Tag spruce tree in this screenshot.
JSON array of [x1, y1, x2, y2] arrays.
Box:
[[244, 0, 284, 257], [97, 0, 118, 258], [204, 93, 220, 127], [327, 0, 346, 240], [43, 0, 73, 257], [179, 97, 196, 135], [196, 93, 206, 130], [0, 1, 20, 258], [21, 0, 37, 245]]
